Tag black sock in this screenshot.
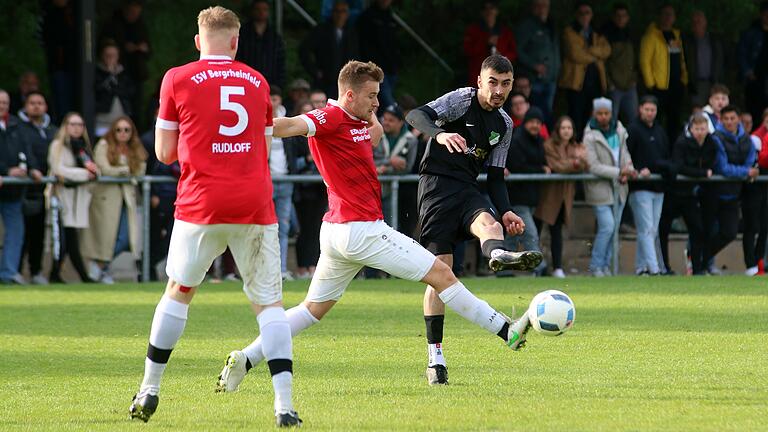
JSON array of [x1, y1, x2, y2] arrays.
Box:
[[481, 239, 506, 259], [497, 322, 510, 341], [245, 358, 253, 372], [424, 315, 444, 344]]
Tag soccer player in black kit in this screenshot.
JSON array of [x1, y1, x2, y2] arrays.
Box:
[[407, 54, 543, 385]]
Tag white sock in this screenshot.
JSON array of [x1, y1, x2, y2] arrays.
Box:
[[271, 371, 294, 415], [258, 307, 294, 414], [243, 304, 318, 366], [490, 249, 506, 259], [140, 296, 189, 395], [140, 358, 166, 395], [438, 281, 506, 335], [427, 343, 446, 367]]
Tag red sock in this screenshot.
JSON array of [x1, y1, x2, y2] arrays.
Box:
[[758, 258, 765, 275]]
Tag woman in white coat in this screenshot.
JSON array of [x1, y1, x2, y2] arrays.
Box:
[[48, 112, 99, 283], [80, 116, 147, 283]]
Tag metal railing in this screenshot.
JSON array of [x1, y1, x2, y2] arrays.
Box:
[[6, 173, 767, 281]]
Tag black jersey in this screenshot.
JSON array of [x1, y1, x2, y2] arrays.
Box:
[[417, 87, 513, 183]]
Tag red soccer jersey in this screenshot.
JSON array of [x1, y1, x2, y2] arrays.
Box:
[[300, 101, 383, 223], [157, 55, 276, 225]]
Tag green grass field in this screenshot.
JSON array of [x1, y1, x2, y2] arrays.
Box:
[[1, 277, 766, 431]]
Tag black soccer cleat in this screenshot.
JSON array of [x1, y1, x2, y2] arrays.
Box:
[[489, 250, 543, 272], [129, 390, 159, 423], [426, 364, 449, 385], [276, 411, 303, 428]]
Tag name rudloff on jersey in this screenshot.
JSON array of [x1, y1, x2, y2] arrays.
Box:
[[212, 142, 252, 153]]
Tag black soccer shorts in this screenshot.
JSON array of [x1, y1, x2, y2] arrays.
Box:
[[417, 174, 496, 256]]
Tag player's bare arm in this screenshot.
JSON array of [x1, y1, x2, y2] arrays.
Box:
[[273, 116, 309, 138], [155, 128, 179, 164]]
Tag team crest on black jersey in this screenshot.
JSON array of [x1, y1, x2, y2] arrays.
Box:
[[488, 131, 500, 146]]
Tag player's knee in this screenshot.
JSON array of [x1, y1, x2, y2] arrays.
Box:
[[422, 259, 458, 290], [302, 300, 335, 321], [165, 280, 196, 304]]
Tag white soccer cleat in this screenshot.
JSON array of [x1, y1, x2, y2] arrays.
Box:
[[504, 311, 531, 351], [215, 350, 248, 393]]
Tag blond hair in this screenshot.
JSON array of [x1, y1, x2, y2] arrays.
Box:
[[338, 61, 384, 92], [198, 6, 240, 34]]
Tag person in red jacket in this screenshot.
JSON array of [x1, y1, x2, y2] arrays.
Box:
[[463, 1, 517, 86], [752, 108, 768, 274]]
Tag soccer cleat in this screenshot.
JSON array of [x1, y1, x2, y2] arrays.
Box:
[[426, 364, 449, 385], [488, 250, 543, 272], [129, 390, 159, 423], [215, 350, 248, 393], [504, 311, 531, 351], [276, 411, 302, 427]]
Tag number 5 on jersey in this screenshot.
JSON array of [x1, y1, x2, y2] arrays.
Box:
[[220, 86, 248, 137]]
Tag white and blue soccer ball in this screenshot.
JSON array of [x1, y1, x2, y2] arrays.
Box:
[[528, 290, 575, 336]]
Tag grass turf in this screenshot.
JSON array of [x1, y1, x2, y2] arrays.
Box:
[[1, 276, 766, 431]]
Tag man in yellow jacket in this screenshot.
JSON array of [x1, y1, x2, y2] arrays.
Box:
[[640, 4, 688, 140]]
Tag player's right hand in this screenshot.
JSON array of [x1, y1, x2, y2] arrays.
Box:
[[436, 132, 467, 154]]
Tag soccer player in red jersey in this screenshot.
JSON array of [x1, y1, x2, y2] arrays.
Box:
[[216, 60, 532, 393], [128, 7, 300, 427]]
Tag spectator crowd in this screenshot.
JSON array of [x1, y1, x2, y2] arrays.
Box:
[[1, 0, 767, 284]]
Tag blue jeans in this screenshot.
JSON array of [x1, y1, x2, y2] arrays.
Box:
[[629, 191, 664, 273], [272, 181, 294, 273], [0, 200, 25, 280], [591, 201, 626, 272], [113, 205, 130, 258], [609, 86, 638, 125], [505, 205, 540, 252], [530, 81, 557, 125]]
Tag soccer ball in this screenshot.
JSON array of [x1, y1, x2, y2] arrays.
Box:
[[527, 290, 575, 336]]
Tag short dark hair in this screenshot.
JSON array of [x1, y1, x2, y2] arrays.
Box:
[[508, 91, 528, 103], [24, 90, 47, 104], [338, 60, 384, 91], [270, 85, 282, 96], [613, 2, 629, 12], [721, 105, 740, 117], [709, 83, 730, 97], [639, 95, 659, 106], [658, 3, 674, 13], [575, 1, 592, 11], [480, 54, 513, 75]]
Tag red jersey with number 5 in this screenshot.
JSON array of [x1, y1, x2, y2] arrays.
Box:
[[157, 55, 276, 225], [299, 101, 383, 223]]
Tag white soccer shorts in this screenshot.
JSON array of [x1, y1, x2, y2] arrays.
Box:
[[306, 220, 437, 303], [166, 219, 282, 305]]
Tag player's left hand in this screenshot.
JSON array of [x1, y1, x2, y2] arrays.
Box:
[[502, 211, 525, 235]]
